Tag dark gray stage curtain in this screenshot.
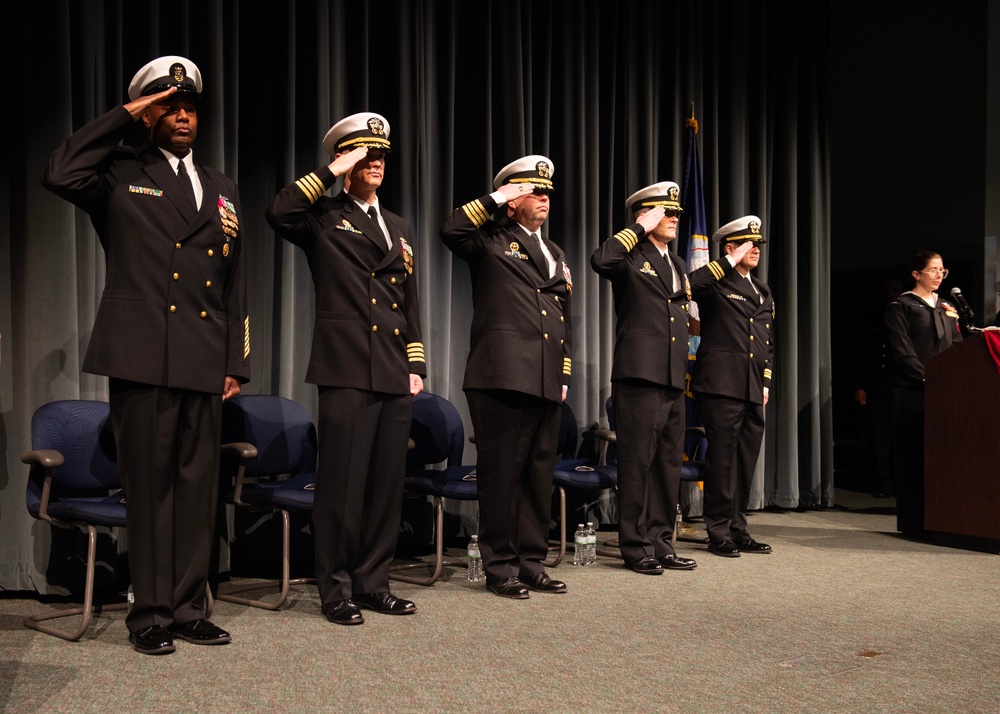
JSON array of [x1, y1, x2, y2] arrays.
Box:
[[1, 0, 831, 592]]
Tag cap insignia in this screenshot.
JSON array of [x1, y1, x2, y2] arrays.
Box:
[[668, 186, 680, 201], [170, 63, 187, 83], [748, 220, 761, 234], [536, 161, 551, 179], [368, 117, 385, 136]]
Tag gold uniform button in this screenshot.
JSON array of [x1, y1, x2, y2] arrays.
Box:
[[559, 339, 564, 345], [175, 242, 182, 250], [667, 299, 672, 304], [750, 317, 754, 323], [542, 310, 548, 316], [559, 316, 564, 322], [390, 277, 397, 284], [537, 289, 541, 294], [766, 323, 771, 329], [750, 352, 755, 358], [200, 311, 208, 319], [172, 272, 179, 281], [372, 298, 377, 305], [371, 272, 376, 278], [543, 333, 549, 340], [750, 335, 755, 341], [392, 303, 398, 310], [208, 249, 214, 257], [169, 305, 177, 313], [671, 336, 676, 342], [686, 322, 690, 328], [372, 325, 378, 332], [394, 328, 400, 335], [206, 280, 212, 288], [669, 317, 675, 323]]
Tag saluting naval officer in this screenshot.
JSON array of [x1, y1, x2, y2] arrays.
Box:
[[265, 113, 425, 625], [591, 181, 698, 575], [688, 216, 775, 558], [43, 56, 250, 654], [440, 155, 572, 599]]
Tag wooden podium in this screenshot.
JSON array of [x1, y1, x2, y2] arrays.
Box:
[[924, 332, 1000, 551]]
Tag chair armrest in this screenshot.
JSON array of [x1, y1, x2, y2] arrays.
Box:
[[583, 429, 616, 443], [21, 449, 65, 468], [221, 441, 258, 460]]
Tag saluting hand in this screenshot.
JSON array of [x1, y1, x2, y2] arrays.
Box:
[[123, 86, 177, 120], [635, 206, 666, 234], [496, 183, 535, 202], [329, 147, 371, 178], [730, 240, 755, 263]]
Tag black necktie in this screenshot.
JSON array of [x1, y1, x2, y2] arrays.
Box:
[[368, 206, 390, 248], [176, 160, 198, 210]]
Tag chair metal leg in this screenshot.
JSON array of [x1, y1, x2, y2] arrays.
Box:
[[23, 524, 128, 641], [218, 509, 314, 609], [390, 496, 464, 586], [542, 487, 566, 567]]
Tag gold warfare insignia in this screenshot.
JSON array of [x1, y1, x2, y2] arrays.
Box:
[[368, 117, 385, 136], [668, 185, 680, 202], [536, 161, 551, 179], [640, 261, 658, 277], [562, 261, 573, 294], [171, 63, 187, 83], [217, 195, 239, 241], [504, 241, 528, 261], [338, 218, 364, 234], [400, 237, 414, 275], [748, 220, 761, 234], [223, 243, 230, 257]]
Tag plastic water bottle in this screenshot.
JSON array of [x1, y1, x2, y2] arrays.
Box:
[[586, 521, 598, 565], [467, 535, 484, 582], [573, 524, 587, 565]]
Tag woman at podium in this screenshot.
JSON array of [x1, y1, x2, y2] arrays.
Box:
[[884, 250, 963, 536]]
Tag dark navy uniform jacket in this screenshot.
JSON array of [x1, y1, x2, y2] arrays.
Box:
[[43, 107, 250, 394], [689, 256, 775, 404], [591, 224, 691, 389], [266, 166, 425, 393], [440, 194, 572, 403]]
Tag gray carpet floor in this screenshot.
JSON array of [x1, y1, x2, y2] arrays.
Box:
[[1, 490, 998, 713]]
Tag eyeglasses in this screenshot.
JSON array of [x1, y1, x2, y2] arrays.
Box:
[[921, 268, 949, 278], [663, 209, 681, 218]]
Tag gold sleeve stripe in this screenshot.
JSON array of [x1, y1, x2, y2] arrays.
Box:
[[461, 200, 489, 228], [407, 343, 426, 361], [707, 260, 725, 280], [562, 357, 572, 376], [763, 369, 773, 379], [294, 173, 326, 203], [243, 315, 251, 360], [613, 228, 638, 251]]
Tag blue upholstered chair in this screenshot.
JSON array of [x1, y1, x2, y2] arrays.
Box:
[[22, 400, 129, 641], [218, 394, 318, 609], [391, 392, 477, 586]]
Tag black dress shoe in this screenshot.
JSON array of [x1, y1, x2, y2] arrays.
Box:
[[659, 554, 698, 570], [486, 576, 530, 599], [736, 538, 772, 554], [353, 591, 417, 615], [625, 555, 664, 575], [521, 572, 567, 593], [708, 540, 741, 557], [129, 624, 176, 655], [171, 619, 232, 645], [321, 599, 365, 625]]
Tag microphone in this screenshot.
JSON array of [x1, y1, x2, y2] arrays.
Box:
[[950, 287, 978, 331]]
